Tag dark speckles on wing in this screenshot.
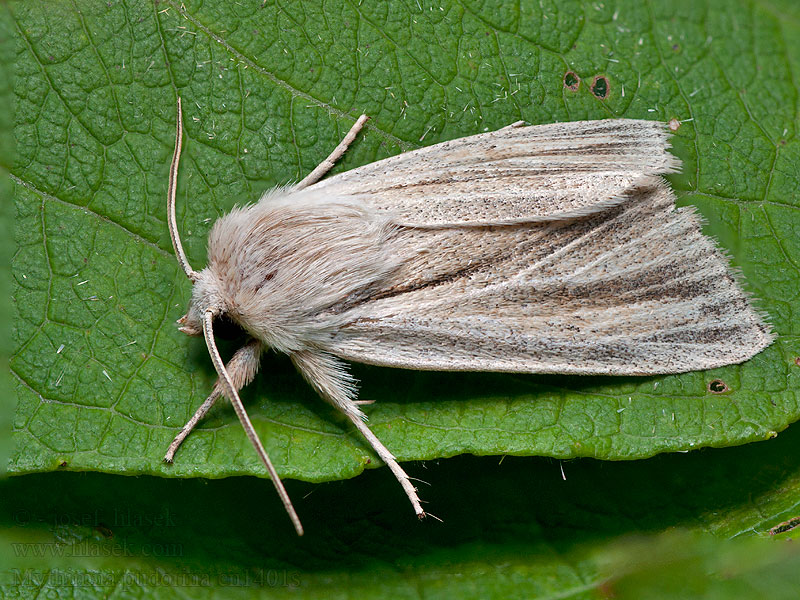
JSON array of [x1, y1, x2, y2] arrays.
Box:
[[325, 184, 773, 376], [307, 118, 678, 228]]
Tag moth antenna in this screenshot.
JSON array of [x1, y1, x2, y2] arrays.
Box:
[[295, 114, 369, 190], [168, 97, 199, 282], [202, 311, 304, 536]]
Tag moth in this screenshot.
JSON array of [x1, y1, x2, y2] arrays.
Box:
[[164, 98, 773, 535]]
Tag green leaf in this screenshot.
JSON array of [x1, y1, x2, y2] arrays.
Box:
[[11, 0, 799, 482], [7, 0, 800, 595]]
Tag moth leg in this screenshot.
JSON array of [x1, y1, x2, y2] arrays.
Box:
[[295, 115, 370, 190], [203, 312, 303, 536], [290, 350, 425, 519], [164, 338, 263, 463], [502, 120, 526, 130]]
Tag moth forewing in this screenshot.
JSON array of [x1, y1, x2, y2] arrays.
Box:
[[307, 118, 682, 226], [165, 97, 773, 536], [324, 181, 773, 375]]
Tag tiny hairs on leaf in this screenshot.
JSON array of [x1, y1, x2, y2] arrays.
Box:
[[163, 98, 773, 535]]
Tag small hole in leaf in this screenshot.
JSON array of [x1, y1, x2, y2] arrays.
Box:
[[668, 118, 681, 131], [708, 379, 729, 394], [794, 356, 800, 366], [591, 75, 609, 99], [770, 517, 800, 536], [563, 71, 580, 91]]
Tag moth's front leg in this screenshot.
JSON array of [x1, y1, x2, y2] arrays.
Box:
[[165, 338, 263, 462], [290, 349, 426, 520]]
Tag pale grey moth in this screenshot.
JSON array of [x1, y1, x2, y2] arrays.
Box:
[[164, 98, 773, 535]]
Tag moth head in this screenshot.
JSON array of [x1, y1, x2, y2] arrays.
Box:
[[177, 269, 226, 337]]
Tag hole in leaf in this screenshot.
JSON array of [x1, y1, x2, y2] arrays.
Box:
[[770, 517, 800, 536], [707, 379, 730, 394], [794, 356, 800, 366], [563, 71, 580, 91], [668, 118, 681, 131], [591, 75, 609, 99]]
